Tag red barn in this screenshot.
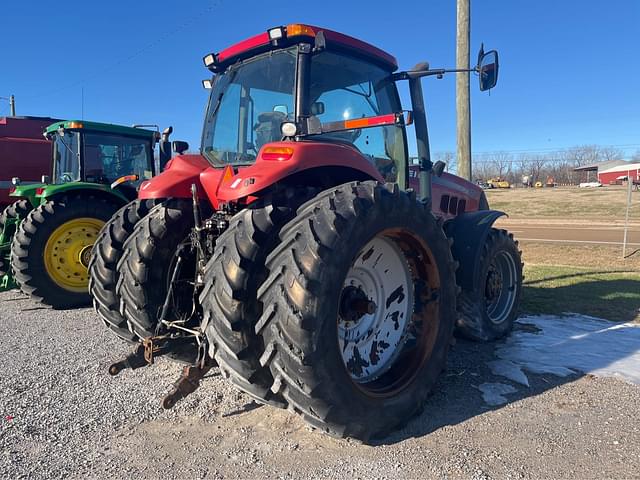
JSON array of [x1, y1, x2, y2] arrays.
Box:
[[598, 162, 640, 185], [0, 116, 59, 208]]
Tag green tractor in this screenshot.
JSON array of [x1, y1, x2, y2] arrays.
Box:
[[0, 120, 174, 308]]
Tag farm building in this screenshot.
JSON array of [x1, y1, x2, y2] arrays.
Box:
[[573, 160, 629, 183], [598, 162, 640, 185]]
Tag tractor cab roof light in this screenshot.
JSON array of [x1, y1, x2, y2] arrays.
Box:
[[286, 24, 317, 38], [203, 53, 217, 69], [268, 27, 284, 40], [67, 121, 83, 129], [202, 79, 213, 89]]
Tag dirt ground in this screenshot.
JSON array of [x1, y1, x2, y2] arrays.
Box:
[[1, 286, 639, 479]]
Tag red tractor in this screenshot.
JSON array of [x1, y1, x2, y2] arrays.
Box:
[[91, 24, 522, 441]]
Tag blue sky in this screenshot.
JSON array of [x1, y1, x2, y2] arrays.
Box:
[[2, 1, 639, 158]]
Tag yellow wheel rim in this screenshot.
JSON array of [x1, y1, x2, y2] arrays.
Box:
[[43, 217, 104, 292]]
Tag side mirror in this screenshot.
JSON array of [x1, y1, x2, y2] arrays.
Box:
[[172, 140, 189, 155], [310, 101, 325, 116], [478, 49, 499, 91]]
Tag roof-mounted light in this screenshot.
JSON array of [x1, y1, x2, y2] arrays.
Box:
[[202, 79, 213, 89], [286, 24, 316, 38], [203, 53, 216, 68], [268, 27, 284, 40], [67, 121, 83, 129]]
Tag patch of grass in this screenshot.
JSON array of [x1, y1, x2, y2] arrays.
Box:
[[520, 242, 640, 271], [522, 264, 640, 322], [486, 186, 640, 221]]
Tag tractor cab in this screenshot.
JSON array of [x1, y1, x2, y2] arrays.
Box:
[[197, 23, 498, 207], [44, 120, 161, 200], [201, 25, 407, 187]]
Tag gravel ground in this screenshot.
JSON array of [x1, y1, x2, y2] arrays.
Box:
[[1, 289, 639, 479]]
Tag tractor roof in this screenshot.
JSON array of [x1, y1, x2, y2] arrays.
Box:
[[44, 120, 157, 139], [212, 24, 398, 72]]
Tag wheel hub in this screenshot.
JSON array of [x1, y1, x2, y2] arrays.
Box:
[[78, 245, 93, 268], [485, 263, 503, 300], [338, 236, 414, 383]]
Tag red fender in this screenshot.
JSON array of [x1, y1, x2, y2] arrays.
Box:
[[201, 141, 384, 204], [138, 154, 210, 200]]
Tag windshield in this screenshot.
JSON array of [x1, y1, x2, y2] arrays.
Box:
[[53, 131, 81, 183], [201, 48, 297, 167], [82, 133, 153, 186]]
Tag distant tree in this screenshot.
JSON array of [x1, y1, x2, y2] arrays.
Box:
[[434, 151, 456, 173], [489, 151, 513, 179], [599, 146, 624, 162]]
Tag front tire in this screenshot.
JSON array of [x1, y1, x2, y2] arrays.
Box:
[[256, 181, 458, 441], [11, 196, 120, 308], [89, 199, 159, 343], [456, 228, 523, 341]]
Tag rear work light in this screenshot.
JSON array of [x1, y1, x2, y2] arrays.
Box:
[[268, 27, 284, 40], [203, 53, 216, 68], [261, 146, 294, 161]]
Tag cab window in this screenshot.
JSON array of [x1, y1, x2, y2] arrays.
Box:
[[309, 51, 407, 183], [83, 133, 153, 185]]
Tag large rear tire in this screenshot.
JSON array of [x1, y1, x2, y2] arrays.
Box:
[[117, 199, 196, 340], [456, 228, 523, 341], [11, 196, 120, 308], [89, 199, 159, 343], [200, 189, 314, 408], [256, 181, 458, 441], [0, 200, 32, 278]]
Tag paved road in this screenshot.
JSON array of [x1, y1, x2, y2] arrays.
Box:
[[499, 221, 640, 246]]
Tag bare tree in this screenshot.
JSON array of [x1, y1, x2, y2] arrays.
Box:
[[434, 151, 456, 173], [599, 146, 624, 162], [489, 151, 513, 179]]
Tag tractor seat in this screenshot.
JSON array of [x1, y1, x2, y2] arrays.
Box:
[[254, 111, 287, 150]]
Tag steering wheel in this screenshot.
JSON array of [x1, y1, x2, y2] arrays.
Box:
[[60, 172, 74, 183]]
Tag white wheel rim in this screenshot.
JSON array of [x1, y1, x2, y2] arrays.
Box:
[[338, 235, 414, 383]]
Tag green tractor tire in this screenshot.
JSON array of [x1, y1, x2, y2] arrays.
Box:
[[0, 200, 33, 279], [11, 195, 120, 309]]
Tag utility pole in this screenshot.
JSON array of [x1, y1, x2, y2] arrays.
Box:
[[9, 95, 15, 116], [456, 0, 472, 180]]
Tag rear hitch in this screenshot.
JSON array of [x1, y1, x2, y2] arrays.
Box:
[[107, 335, 199, 375], [162, 364, 213, 409], [108, 344, 147, 375]]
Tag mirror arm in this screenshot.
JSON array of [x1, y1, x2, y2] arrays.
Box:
[[393, 67, 478, 81]]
